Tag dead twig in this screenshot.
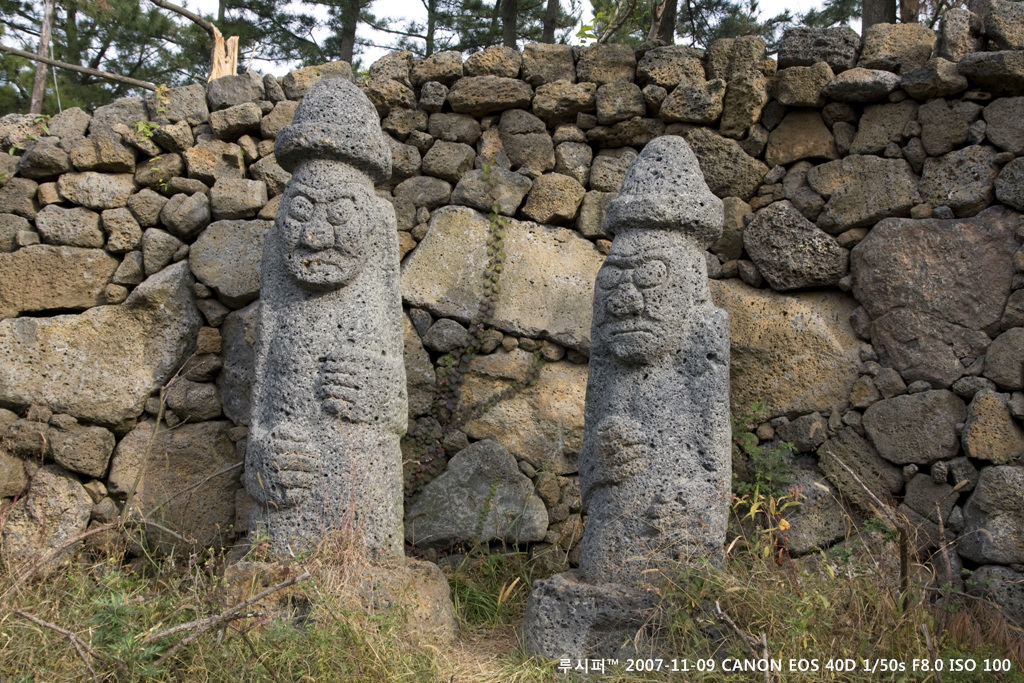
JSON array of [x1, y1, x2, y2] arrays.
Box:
[[714, 601, 779, 683], [922, 622, 943, 683], [12, 610, 112, 680], [232, 622, 283, 683], [821, 448, 916, 593], [145, 571, 311, 666]]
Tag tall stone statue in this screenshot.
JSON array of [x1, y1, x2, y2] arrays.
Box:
[[523, 136, 731, 658], [244, 79, 407, 557]]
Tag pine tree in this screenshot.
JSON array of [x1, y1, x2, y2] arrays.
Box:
[[1, 0, 209, 113]]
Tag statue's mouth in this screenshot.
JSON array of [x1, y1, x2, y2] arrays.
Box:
[[607, 326, 655, 337], [298, 250, 351, 268]]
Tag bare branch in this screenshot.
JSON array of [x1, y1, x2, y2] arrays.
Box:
[[12, 610, 112, 679], [146, 571, 311, 666], [0, 43, 157, 90], [146, 0, 219, 36], [598, 0, 638, 43]]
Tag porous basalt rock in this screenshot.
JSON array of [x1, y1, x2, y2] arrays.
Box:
[[400, 206, 604, 352], [851, 207, 1019, 387], [245, 79, 407, 557], [524, 136, 729, 659], [743, 200, 848, 290], [0, 262, 201, 426], [404, 439, 547, 547]]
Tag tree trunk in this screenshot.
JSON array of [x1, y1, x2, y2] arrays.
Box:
[[862, 0, 896, 30], [489, 0, 502, 45], [337, 0, 360, 63], [541, 0, 558, 43], [648, 0, 677, 43], [30, 0, 56, 114], [899, 0, 919, 23], [209, 32, 239, 80], [426, 0, 437, 56], [502, 0, 517, 48], [656, 0, 677, 44]]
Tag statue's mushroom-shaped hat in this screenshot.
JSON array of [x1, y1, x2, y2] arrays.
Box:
[[604, 136, 723, 247], [275, 78, 392, 183]]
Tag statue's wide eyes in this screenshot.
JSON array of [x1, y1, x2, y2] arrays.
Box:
[[327, 197, 356, 226], [633, 260, 667, 288], [597, 266, 624, 290], [288, 195, 315, 222]]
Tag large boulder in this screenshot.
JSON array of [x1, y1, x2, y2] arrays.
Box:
[[861, 390, 967, 465], [710, 279, 861, 419], [498, 109, 555, 177], [216, 302, 259, 425], [636, 45, 706, 88], [0, 263, 201, 426], [806, 155, 921, 233], [743, 200, 848, 290], [961, 390, 1024, 462], [784, 464, 850, 555], [521, 43, 576, 85], [0, 246, 118, 318], [403, 314, 435, 418], [958, 465, 1024, 565], [681, 127, 768, 200], [57, 172, 136, 210], [575, 44, 636, 84], [108, 420, 241, 552], [957, 51, 1024, 96], [0, 465, 92, 572], [849, 101, 918, 155], [189, 219, 273, 307], [858, 23, 936, 74], [918, 145, 999, 217], [531, 82, 597, 125], [460, 349, 587, 475], [404, 439, 548, 547], [986, 0, 1024, 50], [401, 206, 604, 353], [968, 565, 1024, 626], [851, 207, 1019, 387], [448, 76, 533, 116], [765, 110, 839, 167], [816, 428, 903, 510], [778, 26, 860, 72]]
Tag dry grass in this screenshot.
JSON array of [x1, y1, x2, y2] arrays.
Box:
[[1, 497, 1023, 682]]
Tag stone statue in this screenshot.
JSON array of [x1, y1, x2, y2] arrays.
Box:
[[523, 135, 731, 657], [244, 79, 407, 557]]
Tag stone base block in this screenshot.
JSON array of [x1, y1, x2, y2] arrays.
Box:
[[522, 570, 661, 660]]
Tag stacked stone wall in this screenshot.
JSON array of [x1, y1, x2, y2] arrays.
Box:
[[1, 7, 1023, 617]]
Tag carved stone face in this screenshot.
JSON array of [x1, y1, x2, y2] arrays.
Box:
[[593, 230, 696, 365], [279, 161, 374, 291]]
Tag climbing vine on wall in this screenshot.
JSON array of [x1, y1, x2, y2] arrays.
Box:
[[405, 160, 545, 496]]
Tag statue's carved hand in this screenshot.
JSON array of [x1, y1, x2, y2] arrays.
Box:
[[245, 433, 320, 509], [318, 350, 401, 425], [593, 416, 646, 486]]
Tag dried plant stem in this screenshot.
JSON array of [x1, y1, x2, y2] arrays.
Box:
[[714, 601, 779, 683], [12, 609, 112, 680], [821, 448, 915, 593], [146, 571, 310, 666]]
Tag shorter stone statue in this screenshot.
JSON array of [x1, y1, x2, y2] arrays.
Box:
[[244, 79, 407, 556], [523, 135, 731, 659]]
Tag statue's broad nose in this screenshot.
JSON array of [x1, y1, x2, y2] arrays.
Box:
[[608, 282, 643, 317], [299, 214, 334, 248]]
